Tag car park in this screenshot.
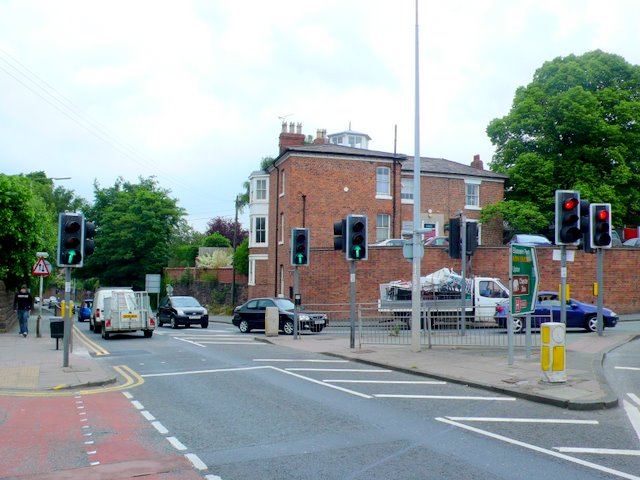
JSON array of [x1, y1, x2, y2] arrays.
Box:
[[157, 296, 209, 328], [233, 297, 327, 335], [494, 291, 618, 333], [77, 299, 93, 322]]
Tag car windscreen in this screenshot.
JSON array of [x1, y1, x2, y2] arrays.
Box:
[[171, 297, 202, 308], [273, 298, 295, 311]]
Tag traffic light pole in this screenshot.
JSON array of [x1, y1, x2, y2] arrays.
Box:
[[460, 217, 467, 336], [350, 260, 356, 349], [596, 248, 604, 336], [63, 267, 72, 368], [560, 246, 567, 325], [293, 266, 299, 339]]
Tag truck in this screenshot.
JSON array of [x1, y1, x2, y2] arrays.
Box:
[[378, 268, 509, 326], [95, 289, 156, 339]]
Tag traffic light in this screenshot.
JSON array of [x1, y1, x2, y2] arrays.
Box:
[[291, 228, 309, 266], [84, 220, 96, 258], [466, 221, 478, 255], [57, 212, 84, 267], [555, 190, 581, 245], [448, 217, 461, 259], [333, 219, 346, 252], [590, 203, 612, 248], [579, 199, 593, 253], [346, 214, 368, 260]]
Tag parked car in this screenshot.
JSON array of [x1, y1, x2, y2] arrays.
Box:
[[233, 297, 327, 335], [371, 238, 405, 247], [47, 296, 59, 308], [494, 291, 618, 333], [623, 237, 640, 247], [506, 234, 553, 246], [77, 299, 93, 322], [423, 236, 448, 247], [611, 230, 623, 246], [157, 296, 209, 329]]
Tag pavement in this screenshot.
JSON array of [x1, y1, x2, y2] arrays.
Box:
[[1, 310, 638, 410]]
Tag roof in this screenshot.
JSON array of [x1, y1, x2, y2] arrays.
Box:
[[273, 143, 508, 181]]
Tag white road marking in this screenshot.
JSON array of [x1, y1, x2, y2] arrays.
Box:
[[122, 391, 133, 399], [86, 450, 97, 455], [84, 441, 94, 445], [141, 366, 271, 378], [376, 394, 515, 401], [615, 366, 640, 371], [197, 341, 259, 345], [205, 475, 223, 480], [437, 417, 640, 480], [254, 359, 349, 363], [554, 447, 640, 456], [175, 337, 205, 348], [285, 368, 392, 373], [90, 461, 101, 466], [628, 393, 640, 408], [445, 417, 598, 424], [141, 410, 156, 421], [185, 453, 208, 470], [623, 399, 640, 442], [152, 421, 169, 434], [167, 436, 187, 451], [325, 379, 447, 385], [274, 367, 373, 399], [131, 400, 144, 410]]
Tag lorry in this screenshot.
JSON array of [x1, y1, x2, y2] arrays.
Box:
[[378, 268, 509, 327], [91, 288, 156, 339]]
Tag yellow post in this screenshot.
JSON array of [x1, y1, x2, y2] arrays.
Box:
[[541, 322, 567, 383]]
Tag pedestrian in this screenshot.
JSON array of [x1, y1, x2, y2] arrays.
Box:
[[13, 285, 33, 337]]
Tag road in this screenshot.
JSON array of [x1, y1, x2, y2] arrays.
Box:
[[64, 320, 639, 480]]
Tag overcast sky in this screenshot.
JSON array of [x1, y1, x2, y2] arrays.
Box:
[[2, 0, 639, 232]]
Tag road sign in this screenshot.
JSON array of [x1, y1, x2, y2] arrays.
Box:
[[32, 257, 51, 276], [510, 244, 539, 315]]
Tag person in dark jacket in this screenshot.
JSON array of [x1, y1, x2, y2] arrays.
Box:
[[13, 285, 33, 337]]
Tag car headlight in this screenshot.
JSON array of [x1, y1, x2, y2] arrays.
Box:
[[299, 314, 310, 321], [176, 309, 184, 316]]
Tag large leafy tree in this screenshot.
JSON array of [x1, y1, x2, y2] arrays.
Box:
[[486, 50, 640, 231], [82, 177, 184, 289], [205, 216, 247, 245], [0, 174, 55, 289]]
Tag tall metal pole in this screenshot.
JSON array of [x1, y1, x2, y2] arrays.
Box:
[[37, 275, 43, 338], [231, 196, 238, 306], [410, 0, 422, 353], [350, 260, 356, 349], [596, 248, 604, 336], [293, 266, 299, 339], [560, 246, 567, 325], [460, 216, 467, 335], [63, 268, 71, 368]]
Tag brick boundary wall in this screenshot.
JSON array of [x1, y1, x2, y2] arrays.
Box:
[[250, 246, 640, 314], [0, 281, 17, 333]]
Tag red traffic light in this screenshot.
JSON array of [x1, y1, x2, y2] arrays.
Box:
[[596, 209, 609, 221], [563, 197, 579, 211]]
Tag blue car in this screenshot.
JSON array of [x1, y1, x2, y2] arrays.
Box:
[[494, 291, 618, 333], [77, 299, 93, 322]]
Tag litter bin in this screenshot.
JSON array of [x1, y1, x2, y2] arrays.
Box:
[[50, 317, 64, 350]]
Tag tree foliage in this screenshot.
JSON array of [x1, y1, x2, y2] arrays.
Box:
[[205, 216, 247, 245], [203, 232, 231, 247], [234, 238, 249, 275], [486, 50, 640, 230], [82, 177, 184, 289]]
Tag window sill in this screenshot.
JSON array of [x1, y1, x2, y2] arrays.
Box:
[[465, 205, 481, 211], [401, 199, 414, 204], [376, 194, 393, 200]]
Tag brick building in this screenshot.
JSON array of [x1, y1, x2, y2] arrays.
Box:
[[246, 123, 507, 304]]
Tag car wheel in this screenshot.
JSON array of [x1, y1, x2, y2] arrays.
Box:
[[89, 320, 94, 331], [101, 329, 109, 339], [201, 320, 209, 329], [94, 322, 102, 334], [512, 317, 524, 334], [170, 315, 179, 329], [143, 330, 153, 338], [586, 315, 599, 332], [157, 317, 163, 327], [238, 319, 251, 333], [283, 320, 295, 335]]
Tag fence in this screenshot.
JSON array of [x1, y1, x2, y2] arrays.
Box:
[[304, 302, 545, 349]]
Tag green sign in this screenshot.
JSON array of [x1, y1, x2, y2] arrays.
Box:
[[510, 244, 539, 315]]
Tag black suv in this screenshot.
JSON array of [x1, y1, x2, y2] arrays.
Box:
[[157, 296, 209, 329]]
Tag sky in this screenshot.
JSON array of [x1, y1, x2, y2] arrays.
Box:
[[1, 0, 640, 232]]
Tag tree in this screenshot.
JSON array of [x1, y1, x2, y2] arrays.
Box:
[[0, 174, 54, 289], [82, 177, 184, 289], [203, 232, 231, 247], [486, 50, 640, 230], [234, 238, 249, 275], [205, 216, 247, 245]]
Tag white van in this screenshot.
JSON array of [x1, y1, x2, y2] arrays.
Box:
[[90, 287, 134, 334]]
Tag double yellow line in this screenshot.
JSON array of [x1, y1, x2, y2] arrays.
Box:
[[73, 325, 110, 356]]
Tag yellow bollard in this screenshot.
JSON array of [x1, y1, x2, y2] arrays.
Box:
[[541, 322, 566, 383]]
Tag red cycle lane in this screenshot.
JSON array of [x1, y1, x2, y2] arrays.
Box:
[[0, 392, 205, 480]]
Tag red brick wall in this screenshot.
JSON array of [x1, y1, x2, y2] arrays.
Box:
[[250, 246, 640, 314]]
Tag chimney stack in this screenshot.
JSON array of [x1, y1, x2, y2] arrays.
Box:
[[279, 122, 306, 154], [471, 154, 484, 170], [313, 128, 327, 145]]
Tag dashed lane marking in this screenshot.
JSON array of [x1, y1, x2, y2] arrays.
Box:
[[554, 447, 640, 456]]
